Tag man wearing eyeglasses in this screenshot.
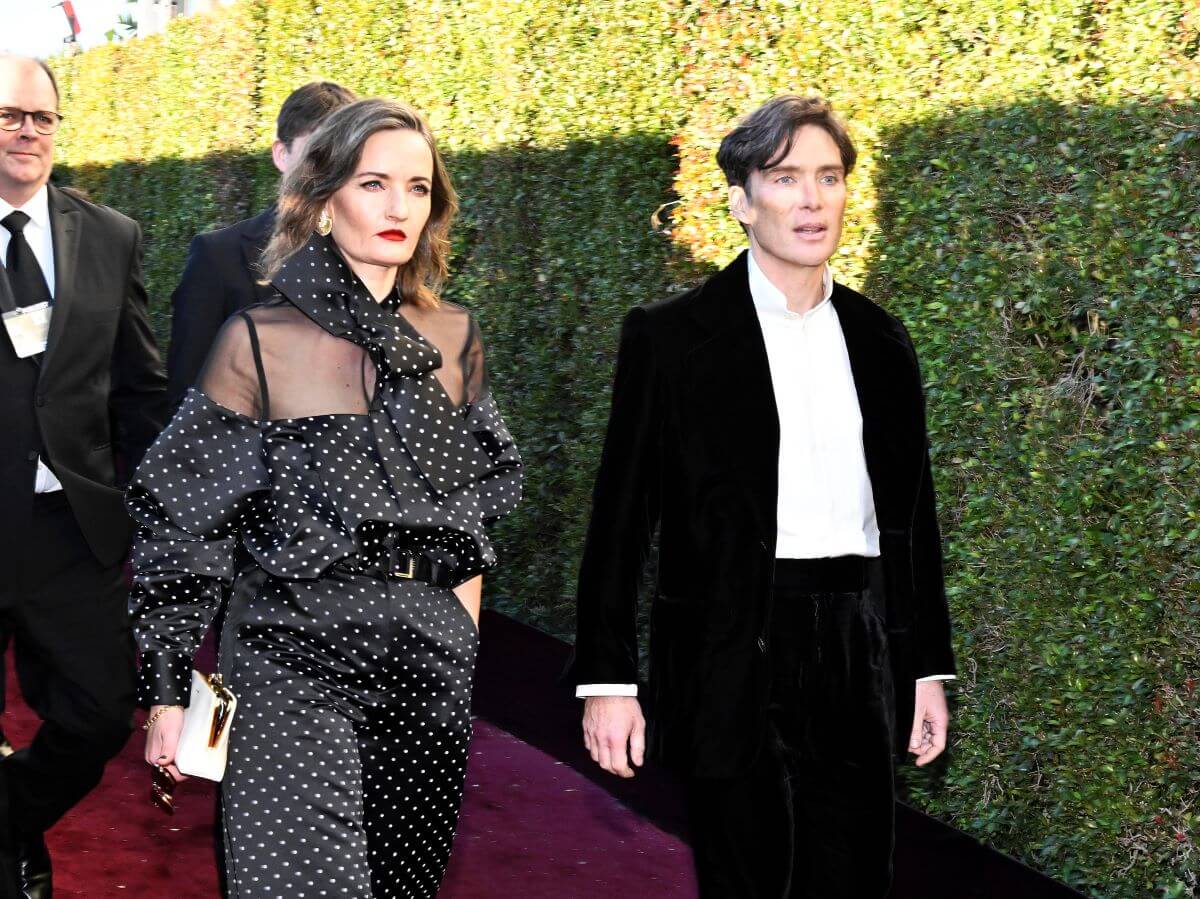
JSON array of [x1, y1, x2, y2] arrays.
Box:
[[0, 55, 166, 899]]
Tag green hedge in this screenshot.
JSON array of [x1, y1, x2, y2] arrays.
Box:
[[50, 1, 1198, 894]]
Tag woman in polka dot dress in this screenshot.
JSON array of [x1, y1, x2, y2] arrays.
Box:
[[126, 99, 522, 897]]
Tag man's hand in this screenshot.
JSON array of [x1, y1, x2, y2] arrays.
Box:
[[908, 680, 950, 766], [582, 696, 645, 778]]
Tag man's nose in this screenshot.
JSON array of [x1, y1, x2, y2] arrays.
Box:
[[796, 178, 820, 209], [17, 115, 39, 139]]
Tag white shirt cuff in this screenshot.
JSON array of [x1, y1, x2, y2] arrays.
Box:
[[576, 683, 638, 698], [916, 674, 956, 682]]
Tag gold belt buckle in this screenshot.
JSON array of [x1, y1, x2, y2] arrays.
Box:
[[392, 555, 415, 579]]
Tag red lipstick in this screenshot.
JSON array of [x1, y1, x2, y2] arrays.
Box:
[[377, 229, 407, 242]]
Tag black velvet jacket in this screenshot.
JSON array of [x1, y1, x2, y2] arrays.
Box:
[[566, 250, 957, 778]]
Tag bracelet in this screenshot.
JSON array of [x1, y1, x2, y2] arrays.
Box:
[[143, 705, 182, 732]]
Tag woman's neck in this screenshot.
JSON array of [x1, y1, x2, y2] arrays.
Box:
[[343, 256, 400, 304]]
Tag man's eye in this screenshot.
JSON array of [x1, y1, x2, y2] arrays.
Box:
[[0, 110, 17, 123], [33, 113, 54, 126]]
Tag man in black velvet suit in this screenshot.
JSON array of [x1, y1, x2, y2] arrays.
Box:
[[165, 80, 356, 413], [569, 96, 957, 897], [0, 55, 167, 898]]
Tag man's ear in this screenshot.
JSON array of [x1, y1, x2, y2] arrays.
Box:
[[729, 184, 750, 227]]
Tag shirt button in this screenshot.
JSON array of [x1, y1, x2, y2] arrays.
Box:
[[27, 451, 37, 461], [35, 394, 45, 406]]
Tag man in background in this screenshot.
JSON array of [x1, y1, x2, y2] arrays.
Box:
[[0, 54, 166, 898], [165, 80, 357, 412]]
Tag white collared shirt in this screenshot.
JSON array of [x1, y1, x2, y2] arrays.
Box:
[[1, 184, 63, 493], [577, 250, 952, 697], [747, 249, 880, 559], [0, 184, 56, 297]]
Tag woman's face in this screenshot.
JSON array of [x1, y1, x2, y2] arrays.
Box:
[[326, 127, 434, 275]]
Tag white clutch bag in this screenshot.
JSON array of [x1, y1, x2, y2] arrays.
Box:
[[175, 670, 237, 781]]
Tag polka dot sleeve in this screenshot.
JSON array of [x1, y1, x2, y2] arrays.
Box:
[[456, 390, 522, 524], [125, 391, 268, 706], [445, 313, 522, 525]]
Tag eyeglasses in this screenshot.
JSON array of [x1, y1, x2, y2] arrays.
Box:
[[0, 108, 64, 135], [150, 765, 176, 815]]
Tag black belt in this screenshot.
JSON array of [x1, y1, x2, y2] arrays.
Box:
[[345, 547, 457, 589], [773, 555, 879, 593]]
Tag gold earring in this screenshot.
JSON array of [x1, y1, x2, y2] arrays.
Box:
[[316, 209, 333, 236]]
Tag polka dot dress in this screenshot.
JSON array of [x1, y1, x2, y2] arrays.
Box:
[[126, 234, 522, 897]]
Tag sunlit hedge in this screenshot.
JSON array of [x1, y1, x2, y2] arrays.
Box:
[[50, 1, 1199, 894]]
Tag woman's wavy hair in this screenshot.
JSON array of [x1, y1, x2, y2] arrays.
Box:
[[260, 98, 457, 309]]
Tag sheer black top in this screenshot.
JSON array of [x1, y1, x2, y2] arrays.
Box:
[[126, 235, 522, 705]]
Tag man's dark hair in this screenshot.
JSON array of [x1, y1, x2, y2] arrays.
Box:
[[275, 81, 357, 148], [717, 95, 857, 196]]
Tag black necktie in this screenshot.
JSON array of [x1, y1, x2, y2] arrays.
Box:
[[2, 211, 52, 308]]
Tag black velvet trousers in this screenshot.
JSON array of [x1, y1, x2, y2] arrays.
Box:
[[685, 556, 897, 899]]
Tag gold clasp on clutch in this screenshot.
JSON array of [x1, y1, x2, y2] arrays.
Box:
[[206, 673, 235, 749]]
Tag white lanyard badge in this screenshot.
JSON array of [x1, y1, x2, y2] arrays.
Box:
[[0, 265, 52, 359]]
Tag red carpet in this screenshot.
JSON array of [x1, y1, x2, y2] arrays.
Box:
[[4, 686, 222, 896], [442, 724, 696, 897], [4, 667, 696, 897], [6, 610, 1084, 898]]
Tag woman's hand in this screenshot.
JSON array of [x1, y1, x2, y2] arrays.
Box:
[[144, 705, 188, 782], [452, 575, 482, 630]]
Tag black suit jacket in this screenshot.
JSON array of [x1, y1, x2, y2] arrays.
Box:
[[0, 185, 166, 568], [165, 207, 276, 413], [567, 250, 957, 778]]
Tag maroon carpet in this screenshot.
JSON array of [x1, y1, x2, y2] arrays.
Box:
[[6, 611, 1084, 898], [442, 723, 695, 897], [4, 669, 696, 897]]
